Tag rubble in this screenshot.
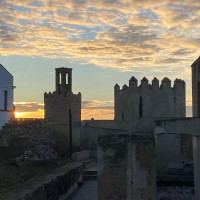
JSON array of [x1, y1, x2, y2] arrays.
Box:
[[0, 120, 58, 162]]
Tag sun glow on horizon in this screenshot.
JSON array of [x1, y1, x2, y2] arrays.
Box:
[[14, 100, 192, 119], [15, 112, 24, 118], [14, 111, 44, 119]]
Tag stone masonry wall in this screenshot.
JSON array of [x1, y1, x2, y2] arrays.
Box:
[[44, 91, 81, 123], [3, 162, 83, 200], [98, 134, 156, 200], [114, 77, 185, 121]]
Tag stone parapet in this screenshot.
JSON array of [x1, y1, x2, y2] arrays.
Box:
[[3, 162, 83, 200], [72, 150, 90, 161]]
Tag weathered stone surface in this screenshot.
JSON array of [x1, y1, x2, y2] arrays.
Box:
[[97, 134, 156, 200], [114, 77, 185, 121], [155, 132, 193, 176], [157, 186, 194, 200], [3, 162, 83, 200], [44, 68, 81, 123], [193, 135, 200, 200]]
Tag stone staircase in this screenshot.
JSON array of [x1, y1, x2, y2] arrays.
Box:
[[83, 158, 96, 169], [83, 163, 97, 180], [72, 150, 97, 180]]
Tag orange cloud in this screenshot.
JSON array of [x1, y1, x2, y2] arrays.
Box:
[[0, 0, 198, 112], [14, 102, 44, 119], [14, 100, 114, 119], [14, 100, 192, 119]]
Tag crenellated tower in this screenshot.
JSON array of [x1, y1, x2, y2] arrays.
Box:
[[114, 76, 186, 121], [44, 68, 81, 123], [152, 77, 159, 89]]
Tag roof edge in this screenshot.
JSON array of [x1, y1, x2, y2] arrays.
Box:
[[191, 56, 200, 67], [0, 63, 13, 77]]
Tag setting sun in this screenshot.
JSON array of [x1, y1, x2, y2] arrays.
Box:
[[15, 112, 24, 118]]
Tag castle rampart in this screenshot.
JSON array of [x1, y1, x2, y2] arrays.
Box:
[[114, 76, 185, 121]]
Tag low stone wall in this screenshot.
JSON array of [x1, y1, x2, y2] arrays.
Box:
[[72, 150, 90, 161], [3, 162, 83, 200], [81, 120, 130, 130], [46, 123, 129, 157], [157, 117, 200, 135]]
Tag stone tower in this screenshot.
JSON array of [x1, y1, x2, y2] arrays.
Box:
[[114, 76, 185, 121], [191, 56, 200, 117], [56, 68, 72, 95], [44, 67, 81, 123]]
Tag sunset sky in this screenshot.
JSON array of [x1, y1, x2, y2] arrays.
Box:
[[0, 0, 199, 119]]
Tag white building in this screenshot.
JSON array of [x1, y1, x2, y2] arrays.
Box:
[[0, 64, 15, 129]]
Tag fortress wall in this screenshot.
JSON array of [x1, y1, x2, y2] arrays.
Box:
[[82, 120, 130, 130], [158, 118, 200, 135], [114, 78, 185, 121], [45, 122, 128, 158]]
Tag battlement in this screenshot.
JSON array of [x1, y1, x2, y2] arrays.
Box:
[[115, 76, 185, 93], [44, 91, 81, 100], [114, 76, 186, 120], [55, 67, 72, 70]]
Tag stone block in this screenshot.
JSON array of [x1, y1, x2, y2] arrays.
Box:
[[156, 133, 193, 176], [97, 134, 156, 200]]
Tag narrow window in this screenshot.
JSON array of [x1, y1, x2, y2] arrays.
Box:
[[139, 96, 142, 117], [66, 73, 68, 84], [174, 97, 176, 103], [122, 113, 124, 121], [58, 88, 61, 96], [4, 90, 7, 110], [59, 73, 61, 84]]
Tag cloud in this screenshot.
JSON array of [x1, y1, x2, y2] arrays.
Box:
[[155, 58, 184, 65], [14, 100, 114, 119], [14, 100, 192, 119], [169, 49, 196, 56], [0, 0, 199, 109], [14, 102, 44, 119], [0, 0, 199, 97], [82, 100, 114, 109], [14, 102, 44, 112]]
